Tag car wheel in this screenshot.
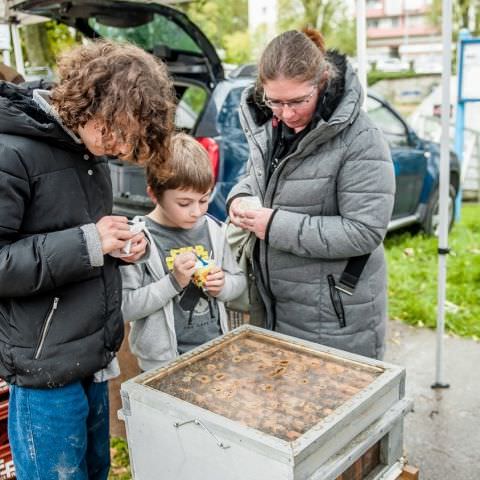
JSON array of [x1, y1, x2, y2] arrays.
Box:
[[422, 185, 456, 236]]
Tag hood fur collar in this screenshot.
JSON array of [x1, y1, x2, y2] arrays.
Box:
[[246, 50, 348, 126]]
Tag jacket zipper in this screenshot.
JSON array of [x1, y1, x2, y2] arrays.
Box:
[[34, 297, 60, 360], [263, 153, 295, 305], [327, 275, 346, 328]]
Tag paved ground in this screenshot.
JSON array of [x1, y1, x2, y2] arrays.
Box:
[[385, 320, 480, 480], [110, 321, 480, 478]]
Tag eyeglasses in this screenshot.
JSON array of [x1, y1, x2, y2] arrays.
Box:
[[263, 86, 317, 111]]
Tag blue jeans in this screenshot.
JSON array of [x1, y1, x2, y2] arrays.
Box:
[[8, 380, 110, 480]]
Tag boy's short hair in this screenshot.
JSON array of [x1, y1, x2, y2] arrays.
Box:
[[147, 132, 214, 201], [51, 40, 175, 165]]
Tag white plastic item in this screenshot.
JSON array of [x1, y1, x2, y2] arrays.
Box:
[[238, 196, 262, 211], [111, 221, 145, 258]]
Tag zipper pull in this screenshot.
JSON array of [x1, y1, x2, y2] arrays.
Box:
[[327, 275, 346, 328]]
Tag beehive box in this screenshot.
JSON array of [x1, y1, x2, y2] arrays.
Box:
[[120, 326, 410, 480]]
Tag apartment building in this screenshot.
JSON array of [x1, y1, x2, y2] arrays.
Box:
[[366, 0, 443, 72]]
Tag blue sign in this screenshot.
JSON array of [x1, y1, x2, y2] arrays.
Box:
[[455, 30, 480, 219]]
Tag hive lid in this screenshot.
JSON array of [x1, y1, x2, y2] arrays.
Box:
[[142, 327, 384, 442]]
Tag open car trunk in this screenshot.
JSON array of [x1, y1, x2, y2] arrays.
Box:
[[9, 0, 224, 88], [9, 0, 225, 216]]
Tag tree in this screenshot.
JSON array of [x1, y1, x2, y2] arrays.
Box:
[[181, 0, 249, 62], [21, 23, 52, 68], [20, 21, 79, 69], [324, 15, 356, 56], [223, 31, 252, 64], [277, 0, 356, 56], [302, 0, 336, 34], [431, 0, 480, 38]]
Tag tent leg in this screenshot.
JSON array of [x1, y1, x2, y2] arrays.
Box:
[[432, 0, 452, 390], [432, 251, 450, 390], [2, 50, 9, 65], [11, 23, 25, 77]]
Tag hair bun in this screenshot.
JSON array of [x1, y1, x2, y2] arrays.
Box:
[[301, 27, 326, 54]]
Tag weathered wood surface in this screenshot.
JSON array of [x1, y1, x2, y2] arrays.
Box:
[[147, 331, 382, 442]]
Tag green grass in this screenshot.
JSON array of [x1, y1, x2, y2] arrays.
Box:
[[385, 202, 480, 340], [367, 70, 418, 86], [109, 437, 131, 480]]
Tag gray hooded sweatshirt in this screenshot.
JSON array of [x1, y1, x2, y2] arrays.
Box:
[[121, 215, 246, 371], [228, 52, 395, 359]]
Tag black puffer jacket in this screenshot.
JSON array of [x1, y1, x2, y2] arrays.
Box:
[[0, 82, 123, 388]]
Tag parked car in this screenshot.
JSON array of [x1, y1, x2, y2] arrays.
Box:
[[11, 0, 460, 235], [375, 57, 410, 73], [414, 58, 443, 75], [397, 88, 423, 104]]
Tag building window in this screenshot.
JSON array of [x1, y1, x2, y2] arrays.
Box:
[[384, 0, 402, 15], [405, 14, 428, 28], [405, 0, 426, 10]]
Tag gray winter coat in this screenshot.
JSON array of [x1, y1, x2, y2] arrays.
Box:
[[228, 54, 395, 359], [121, 215, 246, 371]]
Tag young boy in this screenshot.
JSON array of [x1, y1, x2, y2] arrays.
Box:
[[0, 41, 175, 479], [121, 133, 246, 370]]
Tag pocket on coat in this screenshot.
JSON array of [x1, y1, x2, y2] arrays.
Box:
[[322, 274, 375, 335], [33, 297, 60, 360]]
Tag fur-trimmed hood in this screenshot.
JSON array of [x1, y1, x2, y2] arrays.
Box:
[[241, 50, 363, 144]]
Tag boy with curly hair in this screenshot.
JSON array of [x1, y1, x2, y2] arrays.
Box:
[[0, 41, 175, 479]]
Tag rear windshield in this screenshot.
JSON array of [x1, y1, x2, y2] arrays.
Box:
[[89, 13, 201, 53], [217, 87, 244, 132]]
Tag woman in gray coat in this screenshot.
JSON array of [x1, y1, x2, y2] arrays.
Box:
[[228, 28, 395, 359]]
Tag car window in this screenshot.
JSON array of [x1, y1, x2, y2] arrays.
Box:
[[89, 14, 201, 53], [175, 85, 208, 131], [217, 87, 244, 132], [366, 96, 409, 147]]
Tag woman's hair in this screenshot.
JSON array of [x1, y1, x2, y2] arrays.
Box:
[[51, 40, 176, 165], [258, 27, 328, 86], [147, 132, 213, 201]]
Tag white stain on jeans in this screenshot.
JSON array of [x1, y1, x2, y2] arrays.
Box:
[[54, 448, 83, 479]]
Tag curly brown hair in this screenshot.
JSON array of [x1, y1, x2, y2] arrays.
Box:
[[51, 40, 176, 165]]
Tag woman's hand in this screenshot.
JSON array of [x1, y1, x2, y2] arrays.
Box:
[[96, 215, 133, 254], [172, 252, 197, 288], [204, 266, 225, 297], [229, 197, 246, 227], [240, 208, 273, 240], [121, 232, 148, 263]]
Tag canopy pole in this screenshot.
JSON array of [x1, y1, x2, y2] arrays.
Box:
[[356, 0, 367, 110], [11, 22, 25, 77], [432, 0, 452, 390]]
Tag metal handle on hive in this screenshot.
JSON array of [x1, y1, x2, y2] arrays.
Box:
[[173, 418, 231, 449]]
